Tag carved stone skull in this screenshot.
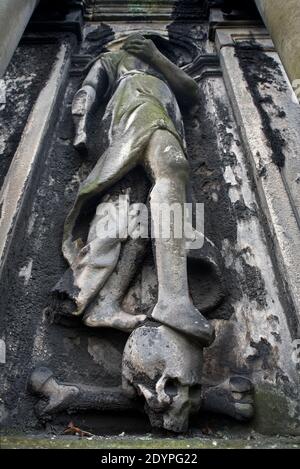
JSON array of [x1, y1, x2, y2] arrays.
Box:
[[122, 324, 203, 432]]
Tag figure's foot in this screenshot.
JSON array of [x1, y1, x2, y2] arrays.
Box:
[[202, 376, 254, 421], [30, 367, 79, 416], [83, 301, 147, 333], [151, 300, 215, 347]]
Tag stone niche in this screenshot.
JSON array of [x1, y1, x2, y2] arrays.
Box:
[[0, 0, 299, 438]]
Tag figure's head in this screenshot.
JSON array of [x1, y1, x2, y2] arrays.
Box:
[[122, 324, 203, 432]]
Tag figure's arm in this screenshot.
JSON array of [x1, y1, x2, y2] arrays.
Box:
[[123, 37, 199, 109], [72, 59, 108, 153]]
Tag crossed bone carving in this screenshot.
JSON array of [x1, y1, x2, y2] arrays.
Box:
[[30, 366, 254, 427]]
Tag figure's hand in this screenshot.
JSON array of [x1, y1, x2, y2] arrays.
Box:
[[123, 36, 159, 65], [72, 86, 96, 157]]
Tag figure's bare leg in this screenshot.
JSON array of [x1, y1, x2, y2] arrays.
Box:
[[201, 376, 254, 421], [83, 238, 148, 332], [144, 130, 214, 346], [30, 367, 139, 416]]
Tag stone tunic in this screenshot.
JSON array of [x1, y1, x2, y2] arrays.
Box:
[[59, 50, 187, 314]]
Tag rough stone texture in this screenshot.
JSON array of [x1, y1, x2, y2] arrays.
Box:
[[195, 73, 299, 433], [214, 28, 300, 434], [0, 7, 299, 436], [84, 0, 209, 21], [217, 29, 300, 333], [0, 42, 70, 273], [0, 43, 58, 188]]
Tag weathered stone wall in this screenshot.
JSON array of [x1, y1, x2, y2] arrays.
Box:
[[0, 43, 58, 188], [0, 1, 299, 436]]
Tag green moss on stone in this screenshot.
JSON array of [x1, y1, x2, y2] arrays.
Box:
[[253, 384, 300, 436], [1, 435, 300, 449]]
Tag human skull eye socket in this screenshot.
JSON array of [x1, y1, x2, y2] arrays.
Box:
[[164, 378, 179, 397], [189, 384, 202, 399]]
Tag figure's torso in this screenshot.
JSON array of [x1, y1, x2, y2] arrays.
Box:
[[116, 50, 165, 81], [102, 50, 185, 144]]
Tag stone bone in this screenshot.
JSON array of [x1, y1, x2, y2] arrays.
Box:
[[29, 367, 138, 416], [30, 364, 254, 430]]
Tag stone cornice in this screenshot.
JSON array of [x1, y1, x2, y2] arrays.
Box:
[[83, 1, 209, 21], [81, 1, 258, 22]]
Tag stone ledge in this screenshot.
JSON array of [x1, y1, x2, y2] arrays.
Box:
[[0, 42, 71, 277], [83, 0, 208, 21], [217, 28, 300, 329], [1, 434, 300, 449]]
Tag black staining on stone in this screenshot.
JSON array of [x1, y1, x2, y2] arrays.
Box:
[[271, 332, 282, 344], [0, 43, 58, 188], [2, 7, 299, 433], [214, 99, 238, 166], [85, 23, 115, 56], [170, 0, 208, 21], [49, 270, 81, 327], [247, 338, 273, 370], [33, 0, 77, 21], [258, 164, 267, 179], [142, 318, 161, 329], [29, 1, 84, 40], [273, 369, 300, 412], [184, 91, 237, 321], [216, 0, 260, 16], [240, 258, 267, 309], [0, 71, 123, 431], [188, 257, 225, 315], [185, 76, 262, 323], [52, 267, 80, 304], [277, 110, 286, 119], [205, 95, 268, 316], [235, 42, 287, 169], [168, 0, 258, 22], [233, 200, 257, 221], [32, 0, 83, 22], [258, 95, 273, 105], [207, 90, 270, 312], [230, 42, 300, 337], [266, 128, 286, 168], [167, 2, 208, 66], [267, 314, 279, 324]]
